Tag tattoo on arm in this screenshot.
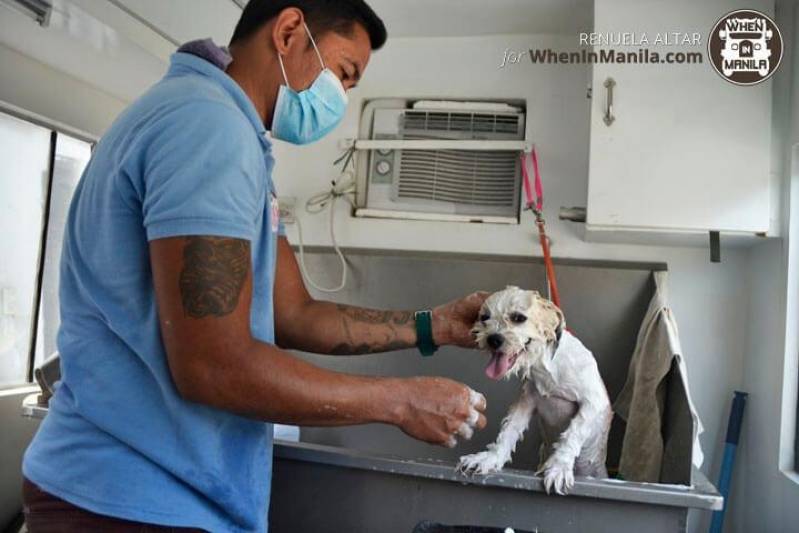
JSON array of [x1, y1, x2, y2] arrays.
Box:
[[329, 305, 414, 355], [179, 236, 250, 318]]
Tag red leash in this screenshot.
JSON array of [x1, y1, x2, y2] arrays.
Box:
[[520, 148, 562, 309]]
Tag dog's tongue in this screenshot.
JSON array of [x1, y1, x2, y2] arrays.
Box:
[[485, 352, 513, 380]]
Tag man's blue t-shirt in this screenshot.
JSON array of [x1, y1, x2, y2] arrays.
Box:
[[23, 50, 282, 532]]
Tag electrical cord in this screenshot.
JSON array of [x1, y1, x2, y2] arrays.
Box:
[[294, 149, 357, 293]]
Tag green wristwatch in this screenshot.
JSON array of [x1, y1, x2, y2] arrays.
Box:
[[414, 309, 438, 357]]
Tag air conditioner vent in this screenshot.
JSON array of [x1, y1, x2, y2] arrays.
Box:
[[402, 111, 521, 136], [397, 146, 518, 207]]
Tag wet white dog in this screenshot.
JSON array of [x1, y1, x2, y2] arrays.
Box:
[[457, 286, 612, 495]]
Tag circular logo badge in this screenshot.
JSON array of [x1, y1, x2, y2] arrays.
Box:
[[708, 9, 783, 85]]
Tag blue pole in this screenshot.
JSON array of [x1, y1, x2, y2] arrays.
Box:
[[709, 391, 747, 533]]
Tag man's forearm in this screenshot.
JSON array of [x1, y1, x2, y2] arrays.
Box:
[[177, 336, 404, 425], [176, 335, 485, 448], [278, 301, 418, 355]]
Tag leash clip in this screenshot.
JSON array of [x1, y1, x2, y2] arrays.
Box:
[[524, 203, 545, 224]]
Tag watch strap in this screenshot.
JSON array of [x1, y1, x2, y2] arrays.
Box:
[[414, 310, 438, 357]]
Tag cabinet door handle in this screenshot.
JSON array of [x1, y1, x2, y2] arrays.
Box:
[[603, 77, 616, 126]]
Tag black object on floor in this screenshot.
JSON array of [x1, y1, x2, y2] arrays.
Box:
[[1, 512, 24, 533], [413, 521, 535, 533]]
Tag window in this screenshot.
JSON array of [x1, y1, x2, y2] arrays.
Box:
[[0, 110, 92, 388], [0, 113, 52, 387], [33, 134, 91, 370]]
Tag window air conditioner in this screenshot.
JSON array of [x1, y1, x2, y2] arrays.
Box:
[[353, 99, 527, 224]]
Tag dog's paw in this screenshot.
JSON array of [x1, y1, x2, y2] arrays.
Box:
[[457, 450, 506, 476], [538, 456, 575, 495]]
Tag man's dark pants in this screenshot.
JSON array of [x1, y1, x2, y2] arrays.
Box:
[[22, 478, 206, 532]]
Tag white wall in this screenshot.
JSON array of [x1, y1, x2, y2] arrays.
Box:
[[729, 3, 799, 532], [273, 33, 753, 516], [733, 239, 799, 533]]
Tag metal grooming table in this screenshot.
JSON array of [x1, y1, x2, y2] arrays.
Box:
[[274, 248, 722, 532], [270, 440, 721, 533]]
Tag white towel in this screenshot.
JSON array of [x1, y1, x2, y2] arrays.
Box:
[[613, 271, 704, 482]]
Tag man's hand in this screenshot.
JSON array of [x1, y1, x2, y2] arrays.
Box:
[[390, 377, 487, 447], [432, 291, 490, 348]]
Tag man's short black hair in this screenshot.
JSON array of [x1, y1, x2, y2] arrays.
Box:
[[230, 0, 387, 50]]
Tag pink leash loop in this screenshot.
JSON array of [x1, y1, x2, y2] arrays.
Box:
[[519, 148, 543, 213], [531, 147, 544, 212], [520, 151, 535, 210]]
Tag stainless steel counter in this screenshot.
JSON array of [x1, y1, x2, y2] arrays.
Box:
[[270, 440, 721, 533], [270, 248, 720, 532], [274, 440, 722, 511]]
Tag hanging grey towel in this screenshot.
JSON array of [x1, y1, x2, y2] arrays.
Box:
[[613, 271, 704, 483]]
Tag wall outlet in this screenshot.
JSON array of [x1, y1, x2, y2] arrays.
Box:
[[278, 196, 297, 225]]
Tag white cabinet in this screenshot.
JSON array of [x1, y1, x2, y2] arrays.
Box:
[[586, 0, 774, 239]]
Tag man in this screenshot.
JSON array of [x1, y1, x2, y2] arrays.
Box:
[[22, 1, 489, 531]]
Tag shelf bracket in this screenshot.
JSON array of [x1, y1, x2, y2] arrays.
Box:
[[709, 231, 721, 263]]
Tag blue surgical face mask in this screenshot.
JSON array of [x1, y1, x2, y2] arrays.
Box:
[[271, 23, 348, 145]]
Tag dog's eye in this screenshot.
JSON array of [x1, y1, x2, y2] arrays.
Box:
[[509, 312, 527, 324], [480, 313, 490, 322]]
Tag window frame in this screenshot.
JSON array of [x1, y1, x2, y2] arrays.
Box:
[[26, 129, 57, 383]]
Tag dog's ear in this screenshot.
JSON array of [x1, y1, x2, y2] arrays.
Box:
[[530, 293, 564, 343], [554, 305, 566, 341], [505, 284, 521, 292]]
